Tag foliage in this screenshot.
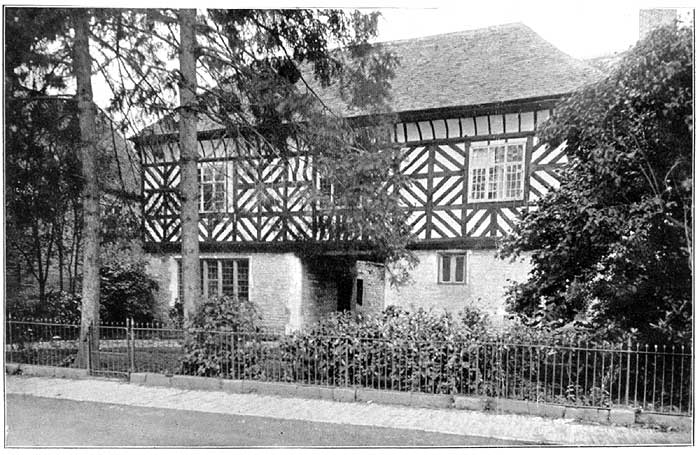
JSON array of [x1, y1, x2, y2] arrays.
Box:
[[304, 305, 493, 340], [180, 303, 497, 387], [185, 295, 262, 333], [5, 9, 144, 311], [174, 304, 689, 409], [8, 291, 82, 323], [4, 8, 74, 94], [180, 296, 264, 377], [98, 242, 163, 323], [499, 24, 693, 345], [5, 10, 82, 302], [5, 97, 84, 303], [275, 306, 496, 393], [8, 244, 162, 324], [99, 266, 160, 324]]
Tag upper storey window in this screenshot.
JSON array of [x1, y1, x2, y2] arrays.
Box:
[[468, 140, 525, 202], [199, 162, 227, 212]]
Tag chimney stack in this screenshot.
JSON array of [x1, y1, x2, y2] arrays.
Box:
[[639, 9, 677, 40]]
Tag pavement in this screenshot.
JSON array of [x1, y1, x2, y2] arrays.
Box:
[[4, 375, 693, 446], [6, 394, 525, 447]]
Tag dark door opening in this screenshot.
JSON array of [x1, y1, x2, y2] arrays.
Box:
[[337, 277, 353, 312]]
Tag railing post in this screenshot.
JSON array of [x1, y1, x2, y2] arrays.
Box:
[[625, 335, 632, 407], [128, 318, 136, 373], [344, 337, 349, 388]]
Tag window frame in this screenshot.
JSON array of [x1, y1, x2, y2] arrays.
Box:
[[199, 161, 228, 213], [437, 252, 468, 285], [467, 139, 527, 203], [177, 257, 250, 302]]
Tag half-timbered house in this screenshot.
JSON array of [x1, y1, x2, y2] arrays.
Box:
[[136, 23, 600, 332]]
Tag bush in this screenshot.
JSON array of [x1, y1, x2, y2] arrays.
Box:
[[275, 305, 497, 393], [175, 302, 690, 411], [180, 296, 263, 377], [99, 261, 160, 323]]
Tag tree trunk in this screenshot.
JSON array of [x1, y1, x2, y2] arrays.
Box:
[[31, 222, 47, 310], [57, 213, 64, 292], [179, 8, 201, 323], [69, 202, 83, 294], [74, 10, 101, 369]]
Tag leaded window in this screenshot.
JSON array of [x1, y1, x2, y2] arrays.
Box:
[[199, 162, 227, 212], [177, 258, 249, 302], [468, 141, 525, 202]]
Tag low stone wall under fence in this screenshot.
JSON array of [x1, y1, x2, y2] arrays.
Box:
[[5, 318, 693, 417]]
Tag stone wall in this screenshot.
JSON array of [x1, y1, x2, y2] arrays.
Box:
[[385, 249, 531, 323], [148, 252, 304, 333], [146, 248, 532, 330], [354, 261, 385, 316]]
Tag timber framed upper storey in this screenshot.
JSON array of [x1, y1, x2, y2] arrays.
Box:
[[136, 23, 599, 252]]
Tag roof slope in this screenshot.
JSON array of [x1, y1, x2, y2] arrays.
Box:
[[139, 22, 600, 136], [314, 22, 601, 117]]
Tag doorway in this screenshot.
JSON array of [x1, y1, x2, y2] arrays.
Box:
[[337, 276, 353, 312]]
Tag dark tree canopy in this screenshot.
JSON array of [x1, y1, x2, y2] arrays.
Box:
[[5, 8, 143, 309], [500, 24, 692, 344], [4, 8, 73, 94]]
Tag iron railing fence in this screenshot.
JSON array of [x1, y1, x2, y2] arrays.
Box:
[[5, 318, 693, 415], [5, 319, 81, 368]]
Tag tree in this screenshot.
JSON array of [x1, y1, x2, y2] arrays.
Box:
[[4, 9, 82, 305], [5, 97, 83, 307], [73, 9, 102, 365], [500, 24, 692, 344], [5, 8, 144, 319], [178, 9, 201, 322]]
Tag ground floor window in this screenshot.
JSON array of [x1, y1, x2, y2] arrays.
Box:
[[177, 258, 249, 302], [438, 253, 467, 284]]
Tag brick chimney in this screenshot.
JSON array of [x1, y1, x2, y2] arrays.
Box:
[[639, 9, 677, 39]]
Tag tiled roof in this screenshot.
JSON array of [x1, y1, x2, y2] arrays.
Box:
[[313, 22, 601, 117], [139, 22, 600, 136]]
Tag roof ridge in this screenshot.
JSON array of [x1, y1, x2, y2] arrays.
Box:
[[374, 22, 530, 46]]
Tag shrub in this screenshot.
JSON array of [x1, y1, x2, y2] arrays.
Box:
[[273, 305, 498, 393], [175, 302, 689, 411], [180, 296, 264, 378], [99, 261, 160, 323]]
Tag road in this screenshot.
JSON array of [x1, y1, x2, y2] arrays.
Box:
[[5, 394, 529, 447]]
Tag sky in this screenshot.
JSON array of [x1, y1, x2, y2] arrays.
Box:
[[374, 2, 641, 59], [196, 0, 692, 59], [359, 0, 692, 59]]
